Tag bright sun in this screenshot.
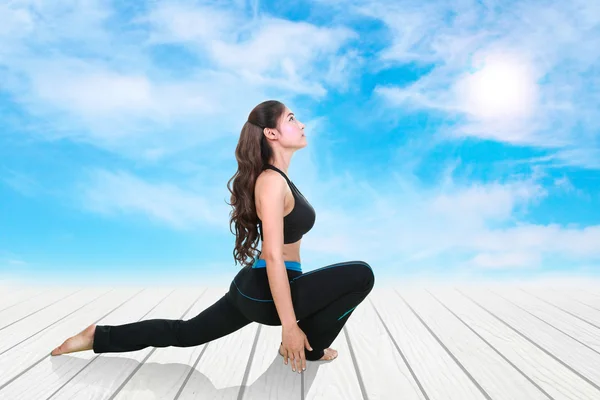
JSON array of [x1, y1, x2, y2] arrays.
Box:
[[456, 52, 538, 120]]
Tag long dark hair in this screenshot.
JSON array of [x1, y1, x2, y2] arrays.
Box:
[[226, 100, 286, 268]]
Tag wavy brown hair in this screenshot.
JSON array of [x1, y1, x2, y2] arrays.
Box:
[[226, 100, 286, 268]]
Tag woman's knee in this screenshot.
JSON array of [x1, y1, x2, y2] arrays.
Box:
[[361, 261, 375, 291], [350, 261, 374, 292]]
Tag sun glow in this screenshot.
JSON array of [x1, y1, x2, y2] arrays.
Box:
[[456, 52, 538, 120]]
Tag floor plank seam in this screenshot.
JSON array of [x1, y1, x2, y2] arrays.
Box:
[[0, 288, 115, 358], [489, 289, 600, 357], [0, 288, 84, 331], [367, 294, 430, 400], [237, 323, 263, 400], [425, 288, 554, 400], [0, 288, 142, 393], [343, 325, 369, 400], [518, 288, 600, 330], [174, 342, 212, 399], [0, 287, 52, 313], [456, 288, 600, 393], [395, 289, 493, 400], [105, 288, 204, 400], [551, 288, 600, 314], [48, 289, 176, 399], [4, 284, 599, 399]]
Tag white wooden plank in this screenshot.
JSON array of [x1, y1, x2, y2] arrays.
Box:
[[0, 286, 50, 311], [344, 287, 426, 400], [1, 288, 174, 400], [243, 324, 302, 400], [0, 288, 81, 329], [303, 317, 362, 400], [0, 287, 138, 390], [176, 292, 260, 400], [487, 287, 600, 354], [565, 290, 600, 310], [47, 287, 198, 400], [515, 280, 600, 312], [1, 288, 162, 399], [0, 288, 111, 355], [548, 288, 600, 309], [520, 287, 600, 327], [401, 287, 550, 399], [434, 286, 599, 399], [579, 288, 600, 303], [462, 285, 600, 388], [369, 287, 486, 400], [112, 287, 272, 400], [3, 281, 599, 399]]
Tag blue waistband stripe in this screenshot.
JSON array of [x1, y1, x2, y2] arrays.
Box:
[[252, 258, 302, 272]]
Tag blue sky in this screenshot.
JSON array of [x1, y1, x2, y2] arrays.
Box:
[[1, 0, 599, 286]]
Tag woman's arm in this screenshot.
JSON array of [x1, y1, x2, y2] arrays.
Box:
[[256, 172, 298, 327], [265, 255, 297, 327]]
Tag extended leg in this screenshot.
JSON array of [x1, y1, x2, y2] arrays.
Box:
[[93, 292, 252, 353]]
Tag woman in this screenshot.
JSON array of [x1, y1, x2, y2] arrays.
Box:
[[50, 100, 375, 374]]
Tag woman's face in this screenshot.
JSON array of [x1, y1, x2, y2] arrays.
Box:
[[277, 107, 306, 148]]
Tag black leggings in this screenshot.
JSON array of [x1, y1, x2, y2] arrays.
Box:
[[93, 259, 375, 361]]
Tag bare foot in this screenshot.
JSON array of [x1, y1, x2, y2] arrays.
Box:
[[51, 324, 96, 356], [279, 343, 338, 361]]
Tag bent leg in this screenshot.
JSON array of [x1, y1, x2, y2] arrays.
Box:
[[93, 292, 252, 353], [290, 261, 374, 361]]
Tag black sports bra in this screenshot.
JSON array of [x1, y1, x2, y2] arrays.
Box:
[[257, 164, 316, 244]]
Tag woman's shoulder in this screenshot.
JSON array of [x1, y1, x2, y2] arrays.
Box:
[[255, 170, 290, 203], [256, 169, 286, 188]]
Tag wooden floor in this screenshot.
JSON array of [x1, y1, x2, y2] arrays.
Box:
[[1, 280, 600, 399]]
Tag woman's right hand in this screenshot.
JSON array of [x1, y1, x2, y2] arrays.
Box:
[[281, 323, 312, 373]]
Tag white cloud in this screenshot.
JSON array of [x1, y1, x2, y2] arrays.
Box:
[[65, 125, 599, 273], [470, 252, 541, 269], [553, 148, 600, 170], [77, 169, 231, 231], [0, 249, 28, 268], [26, 58, 222, 122], [429, 180, 545, 225], [553, 176, 574, 192], [3, 0, 599, 277], [73, 112, 326, 232], [294, 163, 600, 271], [361, 0, 600, 163], [143, 3, 237, 45], [144, 3, 358, 95], [0, 168, 43, 197], [551, 175, 590, 200], [0, 0, 358, 160], [34, 67, 156, 116], [7, 259, 28, 266], [472, 224, 600, 258]]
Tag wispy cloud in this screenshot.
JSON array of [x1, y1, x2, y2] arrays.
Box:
[[1, 0, 358, 160], [298, 164, 600, 271], [352, 0, 600, 166], [72, 113, 327, 232], [469, 252, 541, 270], [1, 0, 599, 280], [0, 249, 28, 268], [0, 168, 43, 197], [144, 2, 358, 91], [77, 168, 230, 231]]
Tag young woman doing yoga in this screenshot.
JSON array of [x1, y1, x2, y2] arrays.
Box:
[[50, 100, 375, 374]]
